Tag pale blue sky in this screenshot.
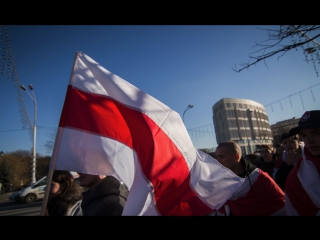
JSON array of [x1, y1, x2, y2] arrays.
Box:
[[1, 25, 319, 156]]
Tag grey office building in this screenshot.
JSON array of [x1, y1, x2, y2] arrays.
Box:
[[212, 98, 273, 155], [270, 117, 300, 145]]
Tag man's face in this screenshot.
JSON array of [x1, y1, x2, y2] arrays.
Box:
[[299, 128, 320, 157], [260, 147, 274, 162], [77, 173, 101, 189], [282, 137, 299, 152], [215, 146, 238, 171]]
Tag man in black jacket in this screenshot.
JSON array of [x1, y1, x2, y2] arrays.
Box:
[[77, 173, 129, 216], [207, 140, 285, 216]]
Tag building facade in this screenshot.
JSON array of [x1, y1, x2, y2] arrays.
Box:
[[270, 117, 300, 145], [212, 98, 273, 155]]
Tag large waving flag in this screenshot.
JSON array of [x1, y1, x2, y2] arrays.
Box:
[[50, 52, 245, 216]]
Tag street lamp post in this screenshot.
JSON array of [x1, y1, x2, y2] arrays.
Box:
[[183, 104, 194, 123], [20, 84, 37, 185]]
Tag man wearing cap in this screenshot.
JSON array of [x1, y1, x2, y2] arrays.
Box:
[[285, 110, 320, 216]]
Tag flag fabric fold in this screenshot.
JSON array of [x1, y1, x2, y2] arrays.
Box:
[[285, 147, 320, 216], [226, 169, 285, 216], [50, 51, 245, 216]]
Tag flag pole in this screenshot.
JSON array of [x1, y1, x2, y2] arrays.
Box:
[[39, 52, 80, 216]]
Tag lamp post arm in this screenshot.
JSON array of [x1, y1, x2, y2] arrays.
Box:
[[182, 104, 193, 123], [25, 90, 34, 102], [183, 108, 190, 123], [183, 108, 188, 123]]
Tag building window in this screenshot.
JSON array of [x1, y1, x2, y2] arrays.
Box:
[[241, 129, 246, 137], [227, 103, 230, 108], [252, 120, 257, 127], [232, 130, 238, 138], [233, 103, 236, 108], [241, 146, 246, 155], [235, 130, 239, 138], [239, 104, 242, 108]]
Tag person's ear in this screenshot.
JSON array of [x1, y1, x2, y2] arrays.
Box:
[[235, 153, 241, 162]]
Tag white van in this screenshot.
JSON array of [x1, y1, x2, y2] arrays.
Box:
[[16, 172, 81, 203], [16, 176, 47, 203]]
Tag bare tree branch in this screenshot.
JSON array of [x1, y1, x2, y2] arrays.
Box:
[[42, 128, 57, 155], [233, 25, 320, 76]]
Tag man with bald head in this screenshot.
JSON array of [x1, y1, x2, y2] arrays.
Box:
[[215, 141, 245, 175], [208, 140, 286, 216]]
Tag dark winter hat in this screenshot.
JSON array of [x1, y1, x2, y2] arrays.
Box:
[[289, 110, 320, 135]]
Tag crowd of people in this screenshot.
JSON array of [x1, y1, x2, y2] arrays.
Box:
[[42, 110, 320, 216]]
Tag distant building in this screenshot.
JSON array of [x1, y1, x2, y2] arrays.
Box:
[[270, 117, 300, 144], [212, 98, 273, 155], [198, 147, 216, 154]]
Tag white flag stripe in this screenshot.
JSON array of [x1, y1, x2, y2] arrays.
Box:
[[298, 157, 320, 207], [229, 169, 259, 200], [190, 149, 246, 207], [54, 128, 135, 188], [284, 194, 299, 215]]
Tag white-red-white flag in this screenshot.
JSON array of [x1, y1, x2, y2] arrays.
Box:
[[50, 52, 245, 216]]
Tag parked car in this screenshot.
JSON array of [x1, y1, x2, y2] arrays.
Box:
[[9, 191, 22, 201], [15, 176, 47, 203], [15, 172, 82, 203]]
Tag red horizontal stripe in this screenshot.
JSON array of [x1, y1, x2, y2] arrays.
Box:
[[59, 86, 211, 215]]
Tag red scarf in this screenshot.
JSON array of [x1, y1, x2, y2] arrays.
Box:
[[217, 169, 285, 216]]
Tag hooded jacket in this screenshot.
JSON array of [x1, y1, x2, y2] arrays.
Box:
[[81, 175, 129, 216]]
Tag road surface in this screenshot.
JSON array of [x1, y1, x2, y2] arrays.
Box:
[[0, 200, 42, 216]]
